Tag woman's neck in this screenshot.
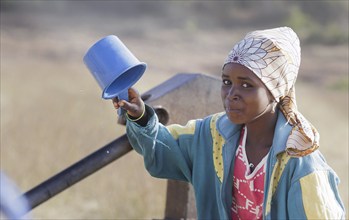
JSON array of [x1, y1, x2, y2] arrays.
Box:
[[245, 110, 278, 150], [243, 110, 278, 168]]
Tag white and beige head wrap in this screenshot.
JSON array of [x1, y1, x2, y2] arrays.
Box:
[[224, 27, 319, 157]]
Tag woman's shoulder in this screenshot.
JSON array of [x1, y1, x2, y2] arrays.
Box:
[[285, 150, 338, 180]]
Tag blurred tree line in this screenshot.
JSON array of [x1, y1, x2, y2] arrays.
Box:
[[1, 0, 348, 45]]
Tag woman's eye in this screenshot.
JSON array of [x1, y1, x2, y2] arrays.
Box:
[[222, 79, 231, 85], [241, 83, 251, 88]]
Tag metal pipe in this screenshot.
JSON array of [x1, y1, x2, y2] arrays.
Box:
[[23, 134, 132, 211]]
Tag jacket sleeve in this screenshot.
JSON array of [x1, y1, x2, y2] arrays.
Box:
[[287, 170, 346, 219], [126, 104, 204, 182]]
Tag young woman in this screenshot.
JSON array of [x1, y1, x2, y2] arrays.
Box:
[[113, 27, 345, 219]]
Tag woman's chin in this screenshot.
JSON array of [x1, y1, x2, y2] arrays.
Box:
[[226, 113, 245, 125]]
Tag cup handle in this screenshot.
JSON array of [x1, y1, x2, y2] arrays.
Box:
[[117, 89, 129, 101], [116, 89, 128, 116]]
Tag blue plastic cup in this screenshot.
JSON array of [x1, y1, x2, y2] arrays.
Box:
[[83, 35, 146, 100]]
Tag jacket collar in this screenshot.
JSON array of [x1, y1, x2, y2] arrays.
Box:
[[270, 111, 292, 157], [216, 114, 241, 141], [216, 111, 292, 157]]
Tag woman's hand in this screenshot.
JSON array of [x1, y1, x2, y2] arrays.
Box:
[[112, 87, 144, 118]]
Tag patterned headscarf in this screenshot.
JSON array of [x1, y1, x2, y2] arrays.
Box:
[[224, 27, 319, 157]]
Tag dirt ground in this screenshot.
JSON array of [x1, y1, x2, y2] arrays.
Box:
[[1, 2, 348, 219]]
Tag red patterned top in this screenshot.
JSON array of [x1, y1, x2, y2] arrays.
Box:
[[231, 127, 268, 220]]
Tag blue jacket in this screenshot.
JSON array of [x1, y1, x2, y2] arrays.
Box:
[[126, 105, 346, 219]]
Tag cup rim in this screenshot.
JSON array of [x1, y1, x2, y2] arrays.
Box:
[[102, 62, 147, 99]]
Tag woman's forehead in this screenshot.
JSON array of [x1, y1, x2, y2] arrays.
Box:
[[222, 63, 259, 80]]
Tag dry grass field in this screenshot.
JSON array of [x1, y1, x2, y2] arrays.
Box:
[[1, 2, 348, 219]]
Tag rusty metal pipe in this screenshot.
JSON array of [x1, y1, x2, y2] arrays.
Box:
[[23, 105, 170, 213], [23, 134, 132, 211]]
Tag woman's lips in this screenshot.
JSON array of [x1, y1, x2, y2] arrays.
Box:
[[226, 107, 242, 113]]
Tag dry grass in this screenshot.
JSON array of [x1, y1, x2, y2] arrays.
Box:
[[1, 3, 348, 219]]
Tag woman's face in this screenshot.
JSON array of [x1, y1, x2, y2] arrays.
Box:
[[221, 63, 274, 124]]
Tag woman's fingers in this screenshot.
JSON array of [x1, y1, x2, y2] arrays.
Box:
[[111, 87, 144, 118], [118, 100, 143, 118], [112, 97, 120, 109]]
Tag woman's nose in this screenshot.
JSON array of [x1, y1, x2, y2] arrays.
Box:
[[227, 86, 240, 101]]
